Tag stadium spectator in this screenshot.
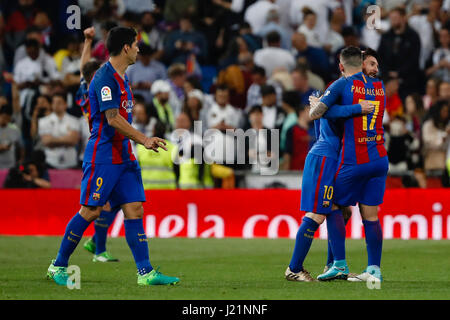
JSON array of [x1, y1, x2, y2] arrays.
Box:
[[246, 65, 282, 111], [164, 14, 208, 65], [323, 7, 346, 55], [164, 0, 199, 24], [423, 78, 441, 110], [3, 150, 51, 189], [29, 94, 51, 145], [281, 104, 310, 171], [438, 81, 450, 101], [291, 32, 330, 83], [280, 91, 300, 154], [378, 7, 422, 99], [246, 105, 273, 173], [291, 67, 315, 107], [404, 93, 425, 170], [205, 85, 241, 164], [244, 0, 279, 34], [91, 21, 117, 62], [0, 104, 24, 169], [149, 80, 176, 137], [131, 101, 156, 146], [127, 43, 167, 103], [138, 11, 164, 61], [422, 100, 450, 171], [122, 0, 155, 15], [254, 31, 295, 77], [426, 26, 450, 82], [384, 75, 404, 119], [259, 84, 285, 130], [297, 7, 322, 48], [167, 63, 187, 117], [258, 8, 292, 50], [182, 89, 207, 132], [37, 94, 80, 169], [4, 0, 37, 52], [137, 121, 178, 190], [217, 49, 254, 109]]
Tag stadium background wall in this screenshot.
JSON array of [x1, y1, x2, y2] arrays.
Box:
[[0, 189, 449, 240]]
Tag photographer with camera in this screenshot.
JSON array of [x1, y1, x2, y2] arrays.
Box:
[[3, 150, 51, 189]]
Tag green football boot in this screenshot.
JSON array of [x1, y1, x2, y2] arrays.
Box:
[[46, 259, 73, 286], [137, 267, 180, 286], [83, 238, 96, 254], [93, 251, 119, 262]]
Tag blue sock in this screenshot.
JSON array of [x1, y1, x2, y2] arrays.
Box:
[[326, 209, 346, 261], [362, 219, 383, 267], [326, 215, 350, 265], [124, 219, 153, 275], [94, 207, 120, 254], [289, 216, 320, 273], [54, 212, 91, 267]]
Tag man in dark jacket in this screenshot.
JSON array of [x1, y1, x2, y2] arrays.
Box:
[[378, 6, 422, 100]]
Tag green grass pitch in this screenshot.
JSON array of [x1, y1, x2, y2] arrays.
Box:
[[0, 236, 449, 300]]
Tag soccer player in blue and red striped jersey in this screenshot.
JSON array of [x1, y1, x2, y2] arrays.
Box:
[[75, 26, 121, 263], [285, 47, 376, 282], [47, 27, 179, 286], [310, 47, 388, 281]]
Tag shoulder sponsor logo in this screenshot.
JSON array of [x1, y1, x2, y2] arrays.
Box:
[[101, 86, 112, 101]]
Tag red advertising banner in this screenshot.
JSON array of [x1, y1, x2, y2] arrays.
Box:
[[0, 189, 449, 239]]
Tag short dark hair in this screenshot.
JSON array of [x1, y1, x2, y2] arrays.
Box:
[[248, 105, 263, 115], [101, 20, 118, 32], [52, 93, 67, 103], [106, 26, 137, 57], [251, 65, 266, 77], [82, 60, 102, 84], [282, 91, 300, 109], [266, 31, 281, 44], [25, 38, 40, 49], [260, 84, 276, 97], [340, 46, 362, 68], [138, 43, 154, 56], [363, 48, 379, 62], [390, 6, 406, 16], [0, 104, 12, 116], [215, 84, 229, 92]]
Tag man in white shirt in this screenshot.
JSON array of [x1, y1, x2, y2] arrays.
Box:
[[260, 84, 285, 130], [38, 94, 80, 169], [244, 0, 279, 34], [254, 31, 296, 77], [206, 85, 241, 164]]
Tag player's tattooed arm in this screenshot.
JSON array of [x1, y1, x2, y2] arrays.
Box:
[[309, 101, 329, 120], [105, 108, 167, 152]]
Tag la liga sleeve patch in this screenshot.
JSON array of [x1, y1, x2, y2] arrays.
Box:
[[101, 86, 112, 101]]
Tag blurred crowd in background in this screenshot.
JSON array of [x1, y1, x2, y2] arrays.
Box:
[[0, 0, 449, 189]]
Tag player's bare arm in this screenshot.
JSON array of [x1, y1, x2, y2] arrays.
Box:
[[309, 95, 375, 120], [81, 27, 95, 78], [105, 108, 167, 152]]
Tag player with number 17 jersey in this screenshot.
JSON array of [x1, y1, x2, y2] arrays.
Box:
[[322, 72, 388, 207]]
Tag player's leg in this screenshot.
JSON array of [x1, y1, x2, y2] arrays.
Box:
[[286, 154, 335, 282], [286, 212, 325, 282], [325, 205, 352, 271], [83, 201, 114, 254], [317, 204, 349, 281], [114, 160, 179, 285], [348, 157, 388, 282], [91, 205, 120, 262], [47, 205, 102, 285]]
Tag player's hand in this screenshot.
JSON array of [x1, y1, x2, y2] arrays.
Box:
[[84, 27, 95, 41], [360, 100, 375, 114], [144, 137, 168, 152], [308, 95, 320, 107]]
